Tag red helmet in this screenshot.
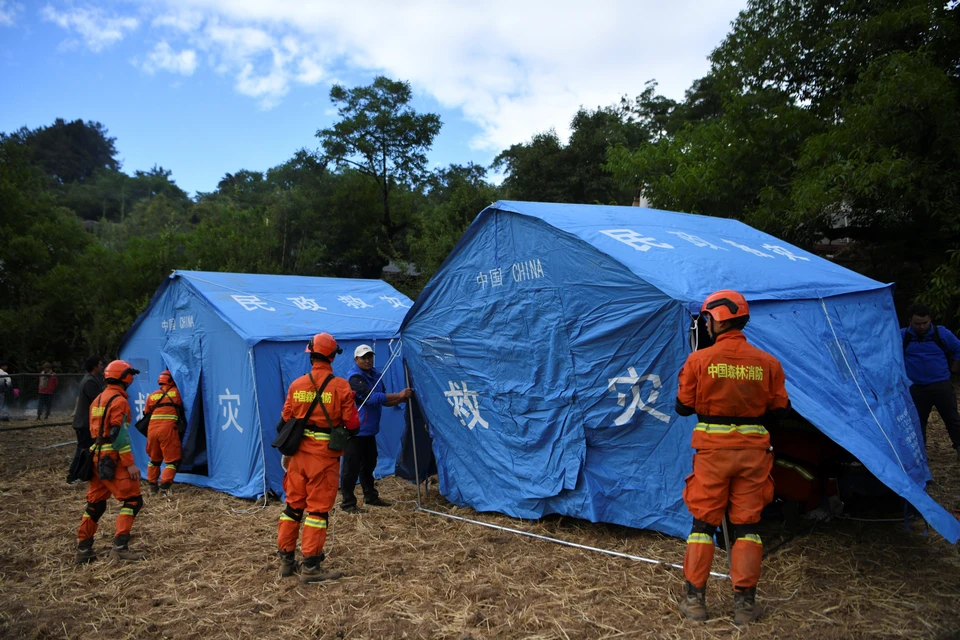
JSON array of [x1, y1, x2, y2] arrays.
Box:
[[701, 290, 750, 323], [104, 360, 139, 387], [158, 370, 174, 386], [305, 332, 342, 359]]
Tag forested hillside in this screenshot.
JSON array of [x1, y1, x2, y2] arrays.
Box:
[[2, 0, 957, 370]]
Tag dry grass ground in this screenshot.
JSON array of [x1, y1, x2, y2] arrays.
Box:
[[1, 411, 958, 640]]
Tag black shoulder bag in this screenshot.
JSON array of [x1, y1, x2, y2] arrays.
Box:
[[78, 394, 120, 481], [272, 374, 334, 456], [320, 382, 350, 452]]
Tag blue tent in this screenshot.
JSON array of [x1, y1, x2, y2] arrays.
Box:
[[400, 201, 960, 544], [119, 270, 412, 499]]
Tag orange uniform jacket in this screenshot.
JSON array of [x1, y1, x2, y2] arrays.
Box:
[[89, 386, 134, 468], [144, 384, 183, 423], [677, 330, 789, 450], [281, 362, 360, 456]]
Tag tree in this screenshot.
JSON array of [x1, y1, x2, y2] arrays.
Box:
[[408, 163, 501, 291], [494, 104, 649, 206], [606, 0, 960, 303], [5, 118, 119, 184], [316, 76, 442, 245]]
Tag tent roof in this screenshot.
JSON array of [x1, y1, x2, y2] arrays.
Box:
[[132, 270, 412, 347], [488, 201, 886, 304]]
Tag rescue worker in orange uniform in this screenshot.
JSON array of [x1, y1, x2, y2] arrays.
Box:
[[277, 332, 360, 583], [770, 418, 843, 520], [144, 370, 184, 495], [76, 360, 145, 564], [675, 290, 790, 624]]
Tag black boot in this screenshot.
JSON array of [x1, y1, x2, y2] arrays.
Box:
[[299, 554, 342, 583], [75, 538, 96, 565], [110, 534, 145, 562], [278, 550, 298, 578], [679, 581, 707, 621], [733, 587, 763, 625]]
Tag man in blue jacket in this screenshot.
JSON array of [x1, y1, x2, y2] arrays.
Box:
[[340, 344, 412, 513], [902, 303, 960, 459]]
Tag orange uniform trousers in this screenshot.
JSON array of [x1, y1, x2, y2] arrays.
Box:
[[77, 463, 142, 542], [683, 448, 774, 590], [277, 448, 341, 558], [146, 421, 182, 485]]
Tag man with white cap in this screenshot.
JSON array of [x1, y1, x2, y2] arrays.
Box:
[[340, 344, 412, 513]]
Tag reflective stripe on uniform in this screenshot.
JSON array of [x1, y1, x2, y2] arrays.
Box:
[[304, 516, 327, 529], [150, 414, 178, 421], [687, 532, 714, 545], [120, 508, 135, 517], [164, 464, 177, 470], [774, 459, 814, 480], [737, 534, 762, 546], [694, 422, 768, 436], [90, 443, 115, 451], [302, 429, 331, 441], [279, 514, 299, 523]]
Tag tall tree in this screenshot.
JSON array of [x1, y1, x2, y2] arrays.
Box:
[[5, 118, 119, 184], [316, 76, 442, 245], [494, 104, 649, 205], [607, 0, 960, 288]]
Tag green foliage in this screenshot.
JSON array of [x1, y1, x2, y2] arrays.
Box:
[[607, 0, 960, 319], [494, 105, 648, 205], [407, 164, 502, 293], [317, 76, 442, 249], [4, 118, 118, 184]]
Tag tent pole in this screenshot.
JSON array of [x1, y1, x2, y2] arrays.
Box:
[[416, 507, 729, 580], [404, 361, 422, 508]]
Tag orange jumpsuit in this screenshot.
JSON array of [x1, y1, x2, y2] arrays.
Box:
[[770, 424, 842, 512], [676, 330, 789, 591], [144, 384, 184, 488], [77, 385, 143, 547], [277, 361, 360, 560]]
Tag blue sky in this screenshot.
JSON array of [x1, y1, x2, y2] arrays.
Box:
[[1, 1, 747, 197]]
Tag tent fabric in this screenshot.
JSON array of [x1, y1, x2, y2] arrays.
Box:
[[400, 201, 960, 544], [119, 270, 412, 499]]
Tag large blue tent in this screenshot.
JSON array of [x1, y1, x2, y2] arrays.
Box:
[[400, 201, 960, 543], [119, 270, 412, 499]]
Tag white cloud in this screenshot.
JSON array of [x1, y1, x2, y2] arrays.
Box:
[[141, 41, 198, 76], [152, 10, 204, 32], [41, 4, 138, 52], [83, 1, 748, 138], [0, 1, 23, 27]]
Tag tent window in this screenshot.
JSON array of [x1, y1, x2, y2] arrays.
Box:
[[823, 339, 853, 383], [129, 358, 150, 385]]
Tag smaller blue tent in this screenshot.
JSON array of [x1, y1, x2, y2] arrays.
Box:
[[400, 201, 960, 544], [119, 271, 412, 499]]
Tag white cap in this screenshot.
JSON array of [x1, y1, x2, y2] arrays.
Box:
[[354, 344, 375, 358]]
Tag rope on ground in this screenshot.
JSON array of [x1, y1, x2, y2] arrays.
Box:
[[0, 421, 73, 432], [38, 440, 76, 449], [414, 506, 730, 580]]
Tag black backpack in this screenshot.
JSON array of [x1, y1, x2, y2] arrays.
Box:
[[903, 325, 954, 368]]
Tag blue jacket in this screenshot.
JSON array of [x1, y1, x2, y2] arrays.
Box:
[[901, 325, 960, 385], [347, 363, 387, 436]]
